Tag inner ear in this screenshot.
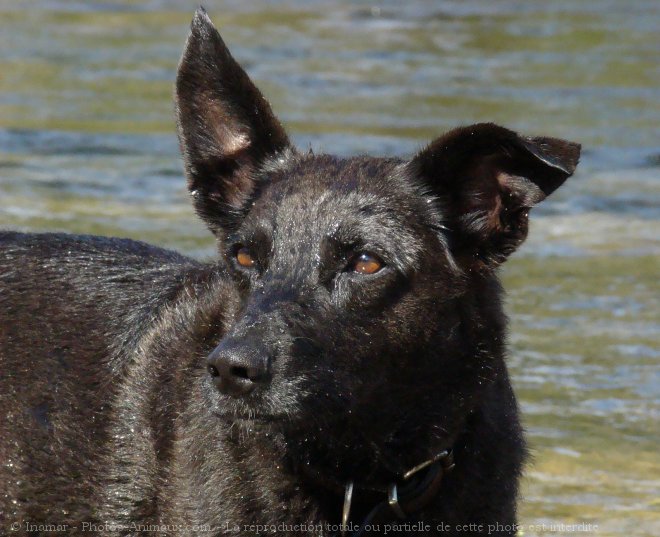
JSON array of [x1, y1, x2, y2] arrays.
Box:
[[175, 8, 292, 233], [456, 154, 544, 229], [409, 123, 580, 269]]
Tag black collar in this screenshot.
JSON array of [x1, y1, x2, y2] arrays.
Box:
[[300, 449, 455, 536]]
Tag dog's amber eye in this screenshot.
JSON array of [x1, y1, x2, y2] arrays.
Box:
[[236, 247, 256, 268], [351, 253, 383, 275]]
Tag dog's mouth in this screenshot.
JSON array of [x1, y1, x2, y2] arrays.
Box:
[[211, 410, 287, 424]]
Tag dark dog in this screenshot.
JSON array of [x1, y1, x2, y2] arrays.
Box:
[[0, 9, 580, 537]]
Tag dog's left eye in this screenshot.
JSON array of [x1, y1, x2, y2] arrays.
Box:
[[235, 247, 256, 268], [349, 253, 384, 275]]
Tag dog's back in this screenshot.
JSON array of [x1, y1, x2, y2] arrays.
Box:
[[0, 232, 203, 522]]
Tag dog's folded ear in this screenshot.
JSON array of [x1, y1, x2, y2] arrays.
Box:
[[408, 123, 580, 269], [176, 8, 291, 233]]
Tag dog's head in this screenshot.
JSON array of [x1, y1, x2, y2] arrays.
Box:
[[176, 10, 580, 479]]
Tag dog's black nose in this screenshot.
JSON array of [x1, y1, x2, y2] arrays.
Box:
[[207, 341, 272, 397]]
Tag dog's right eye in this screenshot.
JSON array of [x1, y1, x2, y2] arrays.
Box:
[[235, 247, 256, 269], [349, 252, 384, 275]]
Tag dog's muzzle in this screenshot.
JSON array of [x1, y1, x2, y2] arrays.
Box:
[[206, 338, 273, 397]]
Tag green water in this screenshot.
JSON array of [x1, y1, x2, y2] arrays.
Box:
[[0, 1, 658, 535]]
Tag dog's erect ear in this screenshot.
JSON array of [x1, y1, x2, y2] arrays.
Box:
[[409, 123, 580, 269], [176, 8, 291, 232]]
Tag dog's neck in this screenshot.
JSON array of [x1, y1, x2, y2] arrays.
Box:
[[180, 387, 523, 532]]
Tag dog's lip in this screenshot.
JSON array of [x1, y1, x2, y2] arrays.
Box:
[[211, 410, 286, 423]]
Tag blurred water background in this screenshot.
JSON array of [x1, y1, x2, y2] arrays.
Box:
[[0, 1, 658, 535]]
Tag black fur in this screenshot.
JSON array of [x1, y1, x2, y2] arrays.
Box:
[[0, 9, 580, 537]]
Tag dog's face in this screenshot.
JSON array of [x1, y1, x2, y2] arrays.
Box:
[[176, 10, 580, 478]]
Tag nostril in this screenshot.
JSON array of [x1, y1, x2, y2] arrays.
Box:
[[230, 366, 249, 380], [206, 345, 272, 395]]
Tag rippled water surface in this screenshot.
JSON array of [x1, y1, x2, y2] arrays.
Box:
[[1, 1, 658, 535]]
